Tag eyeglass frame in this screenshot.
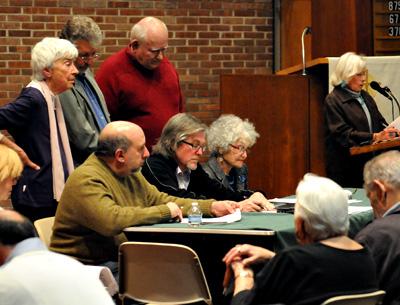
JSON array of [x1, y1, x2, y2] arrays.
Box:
[[148, 46, 168, 57], [229, 144, 250, 154], [180, 140, 206, 152], [78, 53, 100, 62]]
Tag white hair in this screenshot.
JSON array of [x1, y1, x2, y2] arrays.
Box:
[[295, 174, 349, 241], [364, 151, 400, 191], [207, 114, 259, 153], [330, 52, 367, 87], [31, 37, 78, 81]]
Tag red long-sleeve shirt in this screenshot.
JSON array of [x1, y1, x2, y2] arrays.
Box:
[[96, 47, 184, 149]]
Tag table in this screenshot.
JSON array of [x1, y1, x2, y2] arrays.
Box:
[[123, 188, 373, 304]]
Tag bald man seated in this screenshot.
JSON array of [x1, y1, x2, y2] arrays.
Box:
[[50, 121, 238, 274]]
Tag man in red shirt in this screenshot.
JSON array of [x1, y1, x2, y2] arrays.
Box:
[[96, 17, 184, 150]]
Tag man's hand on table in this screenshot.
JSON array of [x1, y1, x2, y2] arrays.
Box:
[[166, 202, 183, 222]]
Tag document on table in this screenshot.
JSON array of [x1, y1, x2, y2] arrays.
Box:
[[348, 206, 372, 215], [269, 198, 362, 205], [181, 208, 242, 224]]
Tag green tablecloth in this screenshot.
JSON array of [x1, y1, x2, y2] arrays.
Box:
[[137, 188, 373, 251]]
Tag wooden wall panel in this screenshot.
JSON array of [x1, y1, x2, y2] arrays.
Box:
[[312, 0, 373, 57], [280, 0, 312, 69], [221, 75, 310, 197]]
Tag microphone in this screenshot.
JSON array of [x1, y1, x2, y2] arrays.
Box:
[[370, 81, 392, 100], [301, 26, 312, 76], [370, 81, 400, 121]]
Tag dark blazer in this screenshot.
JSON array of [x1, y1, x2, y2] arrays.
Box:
[[324, 86, 387, 187], [59, 69, 110, 165], [141, 153, 247, 201], [355, 204, 400, 305], [0, 87, 55, 210]]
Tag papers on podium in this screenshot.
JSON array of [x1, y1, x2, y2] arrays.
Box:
[[181, 208, 241, 224]]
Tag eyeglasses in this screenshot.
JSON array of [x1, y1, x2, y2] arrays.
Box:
[[148, 46, 168, 57], [230, 144, 250, 154], [78, 53, 100, 62], [181, 140, 206, 152]]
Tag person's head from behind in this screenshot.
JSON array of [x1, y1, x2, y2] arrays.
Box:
[[207, 114, 259, 171], [0, 144, 23, 201], [96, 121, 150, 176], [60, 15, 103, 73], [295, 174, 349, 244], [31, 37, 78, 94], [0, 210, 36, 265], [330, 52, 367, 93], [363, 151, 400, 218], [129, 16, 168, 70], [153, 113, 207, 171]]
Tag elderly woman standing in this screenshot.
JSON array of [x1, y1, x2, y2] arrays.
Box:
[[0, 37, 78, 221], [0, 144, 23, 202], [223, 174, 378, 305], [203, 114, 259, 197], [324, 52, 399, 187]]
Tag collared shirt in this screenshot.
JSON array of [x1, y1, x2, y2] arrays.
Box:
[[5, 237, 47, 265], [176, 166, 191, 190], [383, 201, 400, 217], [76, 73, 107, 130]]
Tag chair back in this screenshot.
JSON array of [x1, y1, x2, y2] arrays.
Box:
[[321, 290, 385, 305], [33, 216, 55, 247], [118, 242, 212, 305]]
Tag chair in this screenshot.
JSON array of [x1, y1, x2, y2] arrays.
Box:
[[118, 242, 212, 305], [33, 216, 55, 247], [321, 290, 385, 305]]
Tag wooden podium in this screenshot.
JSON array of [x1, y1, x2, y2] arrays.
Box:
[[350, 138, 400, 156], [220, 58, 329, 197]]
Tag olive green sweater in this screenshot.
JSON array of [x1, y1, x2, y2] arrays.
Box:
[[50, 154, 214, 264]]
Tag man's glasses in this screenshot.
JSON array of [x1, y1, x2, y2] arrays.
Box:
[[78, 53, 100, 62], [181, 140, 206, 152], [148, 46, 168, 57], [230, 144, 250, 154]]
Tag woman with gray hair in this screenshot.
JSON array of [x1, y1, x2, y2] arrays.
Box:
[[223, 174, 378, 305], [203, 114, 259, 196], [0, 37, 78, 221], [324, 52, 398, 187]]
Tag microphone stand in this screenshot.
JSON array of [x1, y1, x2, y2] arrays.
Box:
[[301, 26, 311, 76], [388, 90, 400, 119]]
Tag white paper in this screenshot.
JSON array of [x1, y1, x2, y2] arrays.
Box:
[[269, 198, 362, 205], [348, 206, 372, 215], [389, 116, 400, 129], [181, 208, 241, 224]]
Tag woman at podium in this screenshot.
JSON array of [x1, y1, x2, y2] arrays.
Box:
[[324, 52, 398, 187]]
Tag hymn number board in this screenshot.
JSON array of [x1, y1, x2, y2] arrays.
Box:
[[373, 0, 400, 55]]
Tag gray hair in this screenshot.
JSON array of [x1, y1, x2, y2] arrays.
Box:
[[60, 16, 103, 47], [295, 174, 349, 241], [330, 52, 367, 87], [207, 114, 259, 153], [364, 151, 400, 191], [152, 113, 207, 158], [31, 37, 78, 81], [130, 16, 168, 43], [95, 135, 132, 158]]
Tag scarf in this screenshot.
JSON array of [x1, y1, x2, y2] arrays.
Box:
[[26, 80, 74, 201]]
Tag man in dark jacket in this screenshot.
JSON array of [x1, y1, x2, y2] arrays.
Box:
[[355, 151, 400, 305]]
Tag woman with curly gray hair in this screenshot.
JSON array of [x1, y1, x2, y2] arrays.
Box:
[[203, 114, 259, 195]]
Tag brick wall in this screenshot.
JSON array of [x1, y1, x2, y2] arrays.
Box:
[[0, 0, 273, 123]]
